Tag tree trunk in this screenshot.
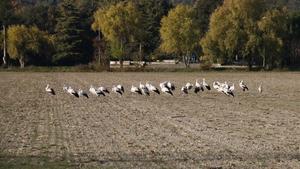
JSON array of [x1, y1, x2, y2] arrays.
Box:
[[247, 56, 252, 70], [262, 47, 266, 69], [3, 25, 7, 65], [19, 56, 25, 68], [119, 58, 123, 68], [183, 52, 190, 68]]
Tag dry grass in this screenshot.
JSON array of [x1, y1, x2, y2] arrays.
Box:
[[0, 72, 299, 168]]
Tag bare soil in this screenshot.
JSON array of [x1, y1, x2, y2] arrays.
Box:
[[0, 72, 299, 168]]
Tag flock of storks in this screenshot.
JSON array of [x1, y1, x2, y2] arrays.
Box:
[[45, 78, 263, 98]]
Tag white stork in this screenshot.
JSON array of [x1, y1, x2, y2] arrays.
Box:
[[203, 78, 211, 90], [239, 80, 249, 91], [117, 84, 124, 94], [258, 83, 262, 93], [89, 85, 105, 96], [146, 82, 160, 95], [131, 85, 142, 95], [194, 79, 204, 94], [45, 84, 55, 95], [167, 81, 175, 91], [67, 86, 79, 98], [139, 82, 150, 96], [98, 86, 110, 94], [185, 82, 193, 90], [112, 85, 123, 95], [78, 89, 89, 98], [181, 86, 188, 94]]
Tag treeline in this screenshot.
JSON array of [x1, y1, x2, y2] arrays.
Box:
[[0, 0, 300, 69]]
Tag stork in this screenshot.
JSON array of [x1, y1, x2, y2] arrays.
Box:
[[139, 82, 150, 96], [98, 86, 110, 94], [45, 84, 55, 95], [131, 85, 142, 95], [239, 80, 249, 91], [181, 86, 188, 94], [167, 81, 175, 91], [89, 85, 105, 96], [78, 89, 89, 98], [258, 83, 262, 93], [146, 82, 160, 95], [117, 84, 124, 93], [112, 85, 123, 95], [161, 86, 173, 95], [67, 86, 79, 98], [203, 78, 211, 90], [194, 79, 204, 94], [185, 82, 193, 90], [228, 83, 234, 92]]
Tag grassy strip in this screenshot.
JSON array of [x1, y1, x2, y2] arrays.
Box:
[[0, 65, 299, 72], [0, 155, 72, 169]]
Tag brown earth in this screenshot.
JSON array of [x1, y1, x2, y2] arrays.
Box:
[[0, 72, 299, 168]]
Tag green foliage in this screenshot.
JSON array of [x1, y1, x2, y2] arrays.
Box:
[[193, 0, 222, 38], [201, 0, 289, 69], [257, 7, 289, 69], [134, 0, 171, 56], [160, 4, 200, 67], [0, 0, 15, 25], [17, 3, 58, 34], [54, 0, 84, 66], [7, 25, 53, 68], [92, 1, 143, 67]]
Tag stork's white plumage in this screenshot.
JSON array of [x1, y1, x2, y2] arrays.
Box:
[[146, 82, 160, 94], [228, 83, 235, 92], [139, 82, 150, 96], [213, 81, 220, 90], [258, 83, 262, 93], [160, 81, 168, 89], [161, 86, 173, 95], [167, 81, 175, 91], [98, 86, 110, 94], [131, 85, 142, 95], [112, 85, 123, 95], [203, 78, 211, 90], [117, 84, 124, 93], [67, 86, 79, 98], [181, 86, 188, 94], [78, 89, 89, 98], [239, 80, 249, 91], [185, 82, 193, 90], [45, 84, 55, 95], [89, 86, 105, 96], [194, 80, 204, 93]]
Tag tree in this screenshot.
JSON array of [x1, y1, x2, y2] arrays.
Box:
[[257, 8, 288, 69], [201, 0, 267, 69], [286, 11, 300, 67], [193, 0, 222, 38], [92, 1, 142, 68], [54, 0, 84, 65], [7, 25, 53, 68], [17, 3, 58, 34], [134, 0, 171, 57], [0, 0, 15, 65], [160, 4, 200, 68]]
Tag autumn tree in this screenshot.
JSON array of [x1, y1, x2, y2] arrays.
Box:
[[92, 1, 142, 68], [258, 8, 288, 69], [201, 0, 267, 68], [7, 25, 53, 68], [160, 4, 200, 68]]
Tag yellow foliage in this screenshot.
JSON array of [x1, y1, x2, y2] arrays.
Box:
[[7, 25, 53, 67], [160, 4, 199, 55]]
